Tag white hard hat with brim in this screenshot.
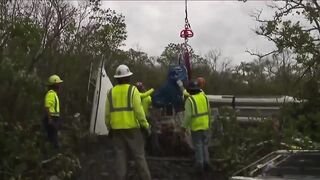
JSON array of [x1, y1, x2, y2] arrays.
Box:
[[114, 64, 133, 78]]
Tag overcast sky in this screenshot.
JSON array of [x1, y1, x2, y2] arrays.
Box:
[[102, 1, 277, 65]]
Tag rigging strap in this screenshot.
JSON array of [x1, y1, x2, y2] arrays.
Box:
[[179, 0, 193, 80]]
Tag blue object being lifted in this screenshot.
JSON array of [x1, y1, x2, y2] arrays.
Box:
[[152, 65, 188, 113], [151, 0, 194, 114]]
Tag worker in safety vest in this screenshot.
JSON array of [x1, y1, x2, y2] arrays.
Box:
[[135, 82, 154, 117], [44, 75, 63, 149], [178, 76, 206, 97], [197, 77, 206, 92], [105, 64, 152, 180], [135, 82, 161, 154], [182, 80, 212, 174]]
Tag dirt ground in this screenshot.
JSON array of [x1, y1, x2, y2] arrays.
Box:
[[77, 136, 228, 180]]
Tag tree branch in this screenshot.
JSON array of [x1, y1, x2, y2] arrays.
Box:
[[312, 0, 320, 10], [291, 0, 320, 35], [304, 27, 319, 32], [246, 49, 279, 59]]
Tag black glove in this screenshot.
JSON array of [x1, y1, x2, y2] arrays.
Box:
[[141, 127, 152, 137]]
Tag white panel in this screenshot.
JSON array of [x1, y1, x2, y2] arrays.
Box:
[[90, 67, 113, 135]]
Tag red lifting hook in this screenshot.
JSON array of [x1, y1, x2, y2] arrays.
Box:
[[180, 28, 194, 39]]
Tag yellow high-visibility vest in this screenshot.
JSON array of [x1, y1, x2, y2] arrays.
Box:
[[140, 88, 154, 116], [45, 90, 60, 117], [184, 89, 205, 97], [108, 84, 140, 129], [188, 93, 210, 131], [141, 95, 152, 116]]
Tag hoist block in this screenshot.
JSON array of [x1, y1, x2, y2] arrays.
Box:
[[180, 28, 194, 39]]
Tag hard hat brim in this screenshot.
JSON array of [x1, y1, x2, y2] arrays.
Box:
[[47, 80, 63, 85], [188, 87, 201, 91], [114, 72, 133, 78]]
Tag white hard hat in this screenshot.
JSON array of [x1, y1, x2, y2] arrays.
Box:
[[114, 64, 133, 78]]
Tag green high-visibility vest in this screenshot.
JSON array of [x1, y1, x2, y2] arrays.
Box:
[[188, 93, 210, 131]]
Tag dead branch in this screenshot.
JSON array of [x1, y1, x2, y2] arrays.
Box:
[[246, 50, 279, 59]]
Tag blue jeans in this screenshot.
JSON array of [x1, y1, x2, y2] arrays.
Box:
[[191, 130, 210, 167]]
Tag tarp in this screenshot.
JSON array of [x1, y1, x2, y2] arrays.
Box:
[[152, 65, 188, 112]]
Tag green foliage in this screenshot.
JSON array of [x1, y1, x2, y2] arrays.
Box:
[[212, 106, 319, 175], [0, 57, 43, 122], [0, 0, 126, 179], [0, 116, 81, 179], [253, 0, 320, 99], [250, 0, 320, 144], [1, 0, 320, 178], [157, 43, 184, 67], [282, 102, 320, 143], [212, 108, 278, 173]]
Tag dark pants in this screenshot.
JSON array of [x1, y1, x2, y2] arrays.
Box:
[[43, 116, 60, 149], [145, 116, 161, 155]]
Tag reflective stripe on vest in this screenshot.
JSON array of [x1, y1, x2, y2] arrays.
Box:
[[108, 85, 134, 112], [50, 92, 60, 117], [188, 93, 210, 131], [50, 93, 60, 117], [108, 85, 140, 129], [189, 95, 209, 118]]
